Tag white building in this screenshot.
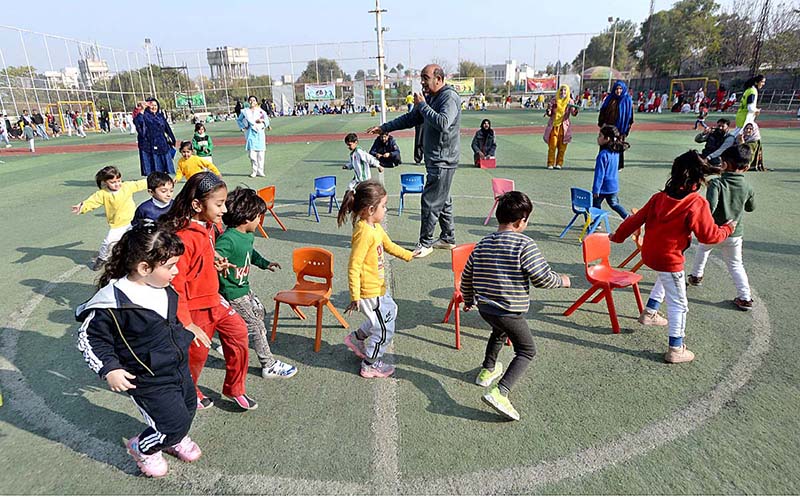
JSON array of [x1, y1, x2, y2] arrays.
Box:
[[484, 60, 518, 86], [44, 67, 80, 89], [207, 46, 249, 80], [78, 58, 111, 88]]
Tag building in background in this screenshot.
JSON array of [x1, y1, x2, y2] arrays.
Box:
[[206, 47, 249, 80]]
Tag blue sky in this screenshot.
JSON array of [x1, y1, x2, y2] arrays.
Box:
[[1, 0, 737, 77]]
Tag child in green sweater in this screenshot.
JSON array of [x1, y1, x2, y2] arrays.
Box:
[[215, 187, 297, 378], [192, 123, 214, 163], [688, 144, 756, 310]]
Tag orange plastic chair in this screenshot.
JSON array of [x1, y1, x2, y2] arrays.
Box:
[[483, 178, 515, 225], [256, 185, 288, 238], [442, 243, 476, 349], [563, 233, 644, 334], [270, 247, 349, 352]]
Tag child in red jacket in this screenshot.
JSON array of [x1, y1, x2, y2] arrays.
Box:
[[160, 172, 257, 410], [610, 151, 736, 364]]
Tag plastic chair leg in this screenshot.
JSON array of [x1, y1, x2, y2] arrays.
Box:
[[333, 195, 340, 210], [443, 295, 455, 323], [631, 260, 645, 273], [398, 193, 404, 216], [270, 301, 281, 342], [484, 199, 499, 225], [578, 217, 593, 241], [291, 305, 307, 320], [257, 224, 269, 238], [603, 289, 621, 334], [558, 213, 580, 238], [454, 305, 461, 350], [328, 195, 334, 213], [269, 207, 287, 231], [618, 247, 641, 268], [311, 200, 320, 222], [563, 284, 602, 316], [307, 195, 313, 217], [326, 301, 349, 329], [603, 216, 610, 233], [314, 301, 324, 352], [632, 282, 644, 313]]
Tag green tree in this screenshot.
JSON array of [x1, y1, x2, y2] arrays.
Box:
[[572, 20, 638, 72], [457, 60, 491, 94], [354, 69, 366, 80], [296, 58, 346, 83]]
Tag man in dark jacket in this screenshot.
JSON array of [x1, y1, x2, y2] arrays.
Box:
[[695, 118, 735, 170], [367, 63, 461, 258], [369, 131, 402, 168]]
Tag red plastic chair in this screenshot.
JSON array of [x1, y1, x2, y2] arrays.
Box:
[[483, 178, 515, 225], [256, 185, 287, 238], [563, 233, 644, 334], [616, 208, 644, 274], [442, 243, 476, 349], [271, 247, 349, 352]]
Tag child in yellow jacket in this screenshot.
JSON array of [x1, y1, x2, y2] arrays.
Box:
[[175, 141, 221, 183], [71, 166, 147, 269], [336, 181, 416, 379]]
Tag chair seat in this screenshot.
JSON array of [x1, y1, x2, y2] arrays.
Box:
[[588, 266, 643, 288], [274, 291, 327, 306], [402, 187, 424, 194], [291, 281, 329, 294]]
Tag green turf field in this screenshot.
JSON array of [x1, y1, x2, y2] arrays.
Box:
[[0, 110, 798, 494]]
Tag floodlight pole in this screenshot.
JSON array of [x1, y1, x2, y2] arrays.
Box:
[[370, 0, 388, 124], [607, 17, 619, 92], [144, 38, 157, 99]]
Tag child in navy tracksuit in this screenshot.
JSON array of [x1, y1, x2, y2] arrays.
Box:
[[132, 172, 174, 226], [76, 224, 211, 477], [592, 125, 629, 219]]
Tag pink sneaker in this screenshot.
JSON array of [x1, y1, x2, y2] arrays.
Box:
[[344, 332, 366, 359], [164, 436, 202, 462], [126, 436, 169, 478], [360, 359, 395, 378]]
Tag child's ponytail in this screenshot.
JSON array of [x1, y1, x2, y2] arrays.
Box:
[[599, 124, 630, 153], [98, 223, 184, 288], [337, 190, 356, 227], [337, 181, 387, 227], [664, 150, 709, 199]]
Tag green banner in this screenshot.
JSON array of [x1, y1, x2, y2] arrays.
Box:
[[175, 92, 206, 108]]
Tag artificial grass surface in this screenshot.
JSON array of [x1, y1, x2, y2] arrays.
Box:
[[0, 114, 798, 494]]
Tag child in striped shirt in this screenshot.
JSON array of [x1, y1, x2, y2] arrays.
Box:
[[342, 133, 383, 191], [461, 191, 570, 421]]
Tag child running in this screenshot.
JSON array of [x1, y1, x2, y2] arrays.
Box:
[[192, 123, 214, 163], [338, 181, 414, 378], [688, 145, 755, 310], [461, 191, 570, 421], [72, 166, 148, 270], [175, 141, 222, 183], [215, 187, 298, 379], [592, 125, 630, 219], [133, 172, 174, 226], [610, 151, 737, 363], [159, 172, 257, 410], [342, 132, 383, 191], [76, 224, 209, 477]]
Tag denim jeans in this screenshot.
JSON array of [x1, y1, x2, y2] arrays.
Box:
[[419, 165, 456, 247], [593, 193, 628, 219]]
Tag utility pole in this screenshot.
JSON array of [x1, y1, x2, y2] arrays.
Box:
[[750, 0, 771, 76], [607, 17, 619, 92], [641, 0, 656, 78], [144, 38, 157, 99], [370, 0, 388, 124]]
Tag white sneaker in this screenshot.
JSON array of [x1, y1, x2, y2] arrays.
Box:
[[249, 173, 257, 178], [262, 360, 298, 379], [413, 245, 433, 258], [432, 239, 456, 250]]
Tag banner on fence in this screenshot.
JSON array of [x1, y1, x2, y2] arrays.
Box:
[[446, 77, 475, 96], [272, 85, 295, 114], [526, 77, 558, 92], [304, 84, 336, 100], [353, 80, 366, 109], [174, 92, 206, 108]]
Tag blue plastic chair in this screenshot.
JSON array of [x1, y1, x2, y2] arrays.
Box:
[[308, 176, 339, 222], [398, 173, 425, 216], [559, 187, 610, 240]]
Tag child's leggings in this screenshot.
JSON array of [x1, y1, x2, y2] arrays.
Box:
[[98, 224, 131, 261], [646, 271, 689, 340], [229, 291, 277, 368], [479, 309, 537, 393], [249, 150, 265, 176], [188, 299, 250, 398], [129, 367, 196, 455], [691, 236, 750, 300], [354, 295, 397, 364]]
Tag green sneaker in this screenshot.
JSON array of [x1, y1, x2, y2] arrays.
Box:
[[475, 361, 503, 387], [481, 386, 520, 421]]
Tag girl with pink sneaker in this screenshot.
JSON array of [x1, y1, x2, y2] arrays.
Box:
[[76, 224, 209, 477]]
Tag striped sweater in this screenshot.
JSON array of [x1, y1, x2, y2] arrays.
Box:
[[461, 231, 563, 314]]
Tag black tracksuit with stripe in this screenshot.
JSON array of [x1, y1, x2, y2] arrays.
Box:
[[76, 281, 196, 454]]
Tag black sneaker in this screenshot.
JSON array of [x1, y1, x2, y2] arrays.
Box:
[[228, 394, 258, 410], [733, 297, 753, 311], [687, 275, 703, 287]]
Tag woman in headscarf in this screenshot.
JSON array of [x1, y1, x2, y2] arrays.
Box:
[[542, 84, 579, 169], [738, 122, 766, 171], [237, 95, 271, 177], [133, 97, 176, 176], [735, 75, 766, 130], [472, 118, 497, 166], [598, 80, 633, 169]]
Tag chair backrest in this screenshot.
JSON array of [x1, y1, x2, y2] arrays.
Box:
[[400, 173, 424, 190], [314, 176, 336, 195], [451, 242, 476, 290], [582, 233, 611, 271], [491, 178, 515, 197], [292, 247, 334, 287], [257, 185, 276, 209], [570, 187, 593, 214]]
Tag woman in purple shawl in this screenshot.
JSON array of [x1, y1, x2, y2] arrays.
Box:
[[598, 80, 634, 169], [133, 97, 176, 176]]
